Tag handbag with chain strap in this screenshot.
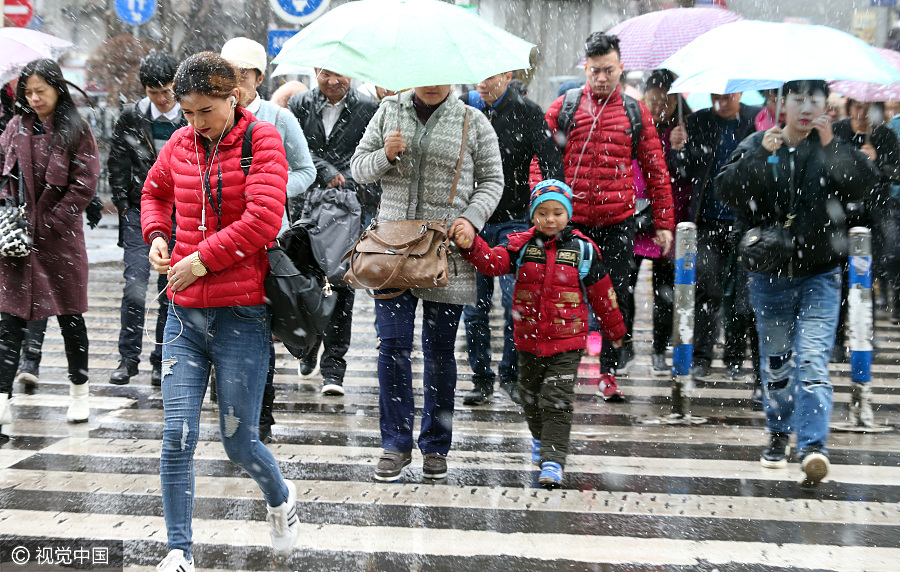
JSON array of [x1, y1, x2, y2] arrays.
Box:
[[0, 161, 30, 257], [343, 109, 470, 299]]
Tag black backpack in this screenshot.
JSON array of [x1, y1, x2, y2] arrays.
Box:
[[241, 121, 338, 356], [556, 88, 643, 159]]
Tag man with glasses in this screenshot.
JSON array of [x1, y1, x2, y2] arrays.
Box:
[[108, 51, 186, 385], [670, 92, 761, 383], [542, 32, 675, 401]]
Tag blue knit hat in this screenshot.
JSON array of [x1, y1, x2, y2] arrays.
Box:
[[530, 179, 573, 219]]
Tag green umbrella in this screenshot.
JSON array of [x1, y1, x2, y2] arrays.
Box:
[[272, 0, 534, 91]]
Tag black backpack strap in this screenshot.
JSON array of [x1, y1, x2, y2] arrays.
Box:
[[556, 87, 583, 142], [622, 94, 643, 160], [241, 121, 257, 176]]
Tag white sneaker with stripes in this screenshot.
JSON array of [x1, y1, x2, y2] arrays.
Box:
[[156, 549, 194, 572], [267, 479, 299, 556]]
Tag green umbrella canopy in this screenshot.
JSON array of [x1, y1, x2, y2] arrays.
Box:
[[273, 0, 535, 91]]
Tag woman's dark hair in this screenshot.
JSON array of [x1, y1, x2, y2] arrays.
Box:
[[15, 59, 89, 157], [843, 97, 883, 118], [782, 80, 830, 98], [173, 52, 238, 101], [645, 69, 692, 126], [140, 51, 179, 88], [646, 69, 676, 92], [585, 32, 620, 59]]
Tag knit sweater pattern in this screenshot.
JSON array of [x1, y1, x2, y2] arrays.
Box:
[[351, 91, 503, 306]]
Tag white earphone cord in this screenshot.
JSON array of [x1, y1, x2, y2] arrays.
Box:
[[145, 97, 236, 346]]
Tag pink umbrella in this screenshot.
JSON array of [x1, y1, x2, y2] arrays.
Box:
[[600, 7, 744, 71], [829, 48, 900, 102]]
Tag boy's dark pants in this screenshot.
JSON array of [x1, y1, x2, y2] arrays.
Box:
[[518, 349, 582, 467]]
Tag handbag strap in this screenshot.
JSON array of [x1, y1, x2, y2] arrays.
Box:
[[447, 108, 470, 207], [0, 162, 23, 207]]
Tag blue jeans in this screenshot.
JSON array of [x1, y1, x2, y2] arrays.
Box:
[[119, 208, 169, 364], [463, 219, 529, 387], [160, 303, 288, 558], [749, 269, 840, 455], [375, 291, 462, 455]]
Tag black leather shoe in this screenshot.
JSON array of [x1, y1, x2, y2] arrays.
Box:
[[110, 359, 139, 385], [462, 386, 493, 406]]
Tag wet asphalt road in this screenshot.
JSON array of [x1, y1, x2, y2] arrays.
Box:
[[0, 217, 898, 571]]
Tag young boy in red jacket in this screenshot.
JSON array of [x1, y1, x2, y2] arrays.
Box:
[[456, 179, 626, 488]]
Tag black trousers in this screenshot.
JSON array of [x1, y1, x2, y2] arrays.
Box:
[[628, 256, 675, 355], [304, 284, 355, 382], [518, 349, 582, 468], [1, 313, 88, 395], [573, 219, 636, 373]]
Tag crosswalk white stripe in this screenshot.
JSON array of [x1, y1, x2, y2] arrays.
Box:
[[3, 469, 899, 526], [0, 509, 897, 571]]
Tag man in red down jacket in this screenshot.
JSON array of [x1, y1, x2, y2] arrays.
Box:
[[541, 32, 675, 401]]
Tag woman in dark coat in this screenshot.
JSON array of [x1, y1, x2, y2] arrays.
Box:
[[831, 99, 900, 363], [0, 59, 100, 430]]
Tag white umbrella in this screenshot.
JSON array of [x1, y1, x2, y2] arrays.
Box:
[[664, 21, 900, 95], [0, 28, 75, 85]]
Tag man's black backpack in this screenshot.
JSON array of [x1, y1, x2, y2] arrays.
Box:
[[556, 87, 643, 159], [241, 121, 337, 356]]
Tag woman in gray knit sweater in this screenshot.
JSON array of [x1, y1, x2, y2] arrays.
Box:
[[351, 85, 503, 482]]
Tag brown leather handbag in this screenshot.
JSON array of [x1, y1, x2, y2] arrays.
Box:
[[343, 109, 470, 299]]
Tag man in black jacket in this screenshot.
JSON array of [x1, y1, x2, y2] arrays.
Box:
[[288, 69, 378, 395], [460, 72, 564, 405], [108, 51, 186, 385], [670, 94, 760, 382]]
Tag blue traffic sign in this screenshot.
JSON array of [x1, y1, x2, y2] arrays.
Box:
[[115, 0, 156, 25], [269, 0, 331, 25], [268, 30, 299, 58]]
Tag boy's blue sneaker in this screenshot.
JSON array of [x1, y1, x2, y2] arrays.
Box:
[[531, 438, 541, 466], [539, 461, 563, 489]]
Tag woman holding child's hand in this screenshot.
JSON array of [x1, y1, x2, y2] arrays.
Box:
[[350, 85, 503, 483]]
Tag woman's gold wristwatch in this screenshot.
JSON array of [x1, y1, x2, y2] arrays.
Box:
[[190, 252, 209, 277]]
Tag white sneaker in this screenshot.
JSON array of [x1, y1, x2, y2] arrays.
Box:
[[156, 549, 194, 572], [267, 479, 299, 556]]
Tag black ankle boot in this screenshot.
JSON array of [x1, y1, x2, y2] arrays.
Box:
[[109, 358, 139, 385]]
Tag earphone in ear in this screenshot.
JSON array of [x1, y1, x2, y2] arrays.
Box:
[[230, 96, 236, 107]]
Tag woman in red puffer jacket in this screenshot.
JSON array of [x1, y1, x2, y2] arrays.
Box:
[[141, 52, 298, 571]]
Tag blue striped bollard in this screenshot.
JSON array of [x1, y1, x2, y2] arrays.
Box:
[[848, 227, 873, 384], [672, 222, 697, 418]]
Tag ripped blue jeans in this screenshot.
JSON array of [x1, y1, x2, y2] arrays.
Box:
[[160, 303, 288, 559], [749, 269, 840, 455]]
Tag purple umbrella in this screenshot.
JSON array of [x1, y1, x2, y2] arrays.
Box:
[[830, 48, 900, 102], [604, 7, 743, 71]]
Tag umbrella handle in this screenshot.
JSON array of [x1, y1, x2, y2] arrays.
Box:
[[768, 85, 784, 165], [678, 96, 684, 127]]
